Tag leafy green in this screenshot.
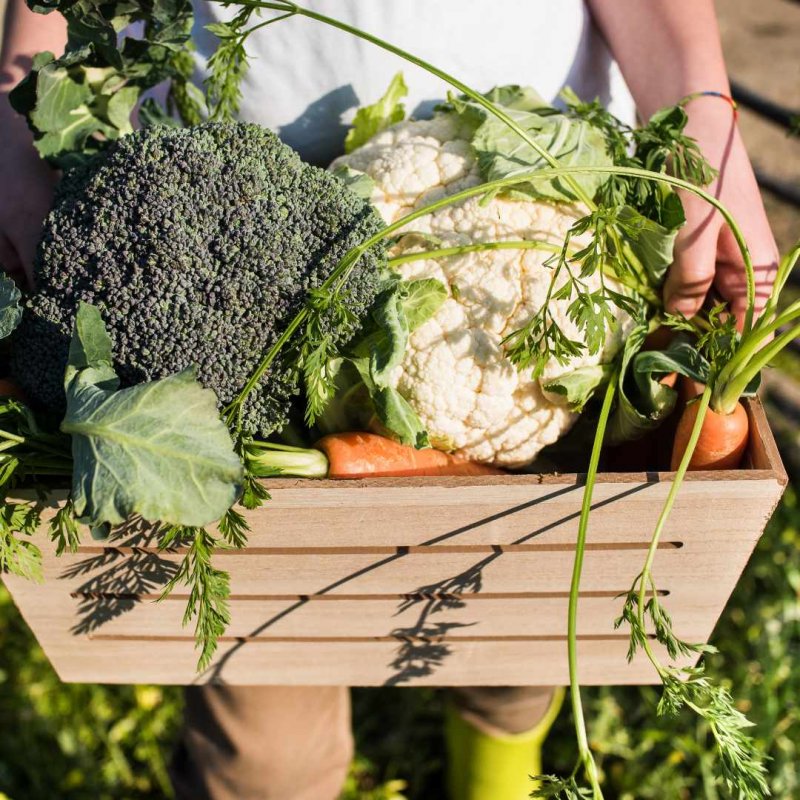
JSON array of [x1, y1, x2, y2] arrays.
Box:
[[616, 200, 685, 287], [607, 327, 709, 444], [331, 278, 446, 446], [543, 364, 613, 412], [0, 502, 43, 581], [345, 72, 408, 153], [450, 95, 613, 203], [497, 89, 712, 379], [0, 274, 23, 339], [11, 0, 200, 165], [159, 525, 231, 670], [61, 303, 243, 528], [367, 286, 410, 386], [370, 386, 430, 450]]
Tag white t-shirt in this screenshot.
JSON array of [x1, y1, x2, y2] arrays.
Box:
[[193, 0, 635, 165]]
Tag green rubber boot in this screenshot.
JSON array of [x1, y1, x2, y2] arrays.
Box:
[[445, 688, 565, 800]]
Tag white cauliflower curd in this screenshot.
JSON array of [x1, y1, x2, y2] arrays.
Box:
[[332, 114, 627, 468]]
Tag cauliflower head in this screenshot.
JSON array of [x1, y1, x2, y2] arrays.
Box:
[[333, 114, 628, 468]]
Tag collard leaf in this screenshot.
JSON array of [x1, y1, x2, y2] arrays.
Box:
[[345, 72, 408, 153], [62, 304, 242, 527], [0, 275, 23, 339], [14, 0, 196, 164], [63, 368, 243, 527], [617, 202, 685, 287]]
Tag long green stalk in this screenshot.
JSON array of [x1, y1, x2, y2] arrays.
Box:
[[568, 376, 617, 798], [716, 322, 800, 413], [387, 240, 562, 266], [637, 385, 712, 632]]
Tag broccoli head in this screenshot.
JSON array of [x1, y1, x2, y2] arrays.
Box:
[[12, 122, 386, 436]]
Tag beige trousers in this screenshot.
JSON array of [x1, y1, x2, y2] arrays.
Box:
[[170, 685, 555, 800]]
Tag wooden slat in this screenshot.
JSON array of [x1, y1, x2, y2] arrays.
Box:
[[38, 637, 689, 686], [19, 478, 780, 550], [40, 593, 719, 640], [22, 536, 763, 598]]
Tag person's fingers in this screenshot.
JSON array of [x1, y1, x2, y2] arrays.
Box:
[[714, 219, 778, 326], [663, 207, 720, 318]]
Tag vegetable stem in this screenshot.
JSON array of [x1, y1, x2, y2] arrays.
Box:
[[715, 322, 800, 414], [245, 441, 330, 478], [568, 375, 617, 799], [638, 385, 711, 625]]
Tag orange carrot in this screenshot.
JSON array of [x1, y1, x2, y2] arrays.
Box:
[[315, 432, 503, 478], [0, 378, 26, 401], [670, 399, 749, 471]]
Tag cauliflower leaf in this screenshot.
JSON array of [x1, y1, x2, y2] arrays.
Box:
[[345, 71, 408, 153]]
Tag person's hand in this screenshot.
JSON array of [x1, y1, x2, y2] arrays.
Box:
[[0, 96, 57, 288], [664, 102, 779, 327]]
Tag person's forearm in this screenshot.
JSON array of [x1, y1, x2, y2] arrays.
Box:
[[586, 0, 729, 120], [1, 0, 66, 93]]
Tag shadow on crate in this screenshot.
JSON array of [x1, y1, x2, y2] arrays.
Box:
[[63, 519, 177, 635], [62, 480, 652, 683]]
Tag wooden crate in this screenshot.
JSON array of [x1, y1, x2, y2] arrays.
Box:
[[1, 398, 786, 686]]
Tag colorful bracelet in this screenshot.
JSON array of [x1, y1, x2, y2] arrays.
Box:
[[680, 90, 739, 122]]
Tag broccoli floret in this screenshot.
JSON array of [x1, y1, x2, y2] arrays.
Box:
[[11, 123, 386, 436]]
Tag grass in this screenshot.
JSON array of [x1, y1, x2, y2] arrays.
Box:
[[0, 428, 797, 800]]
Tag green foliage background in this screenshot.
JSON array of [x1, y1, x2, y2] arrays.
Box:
[[0, 438, 797, 800]]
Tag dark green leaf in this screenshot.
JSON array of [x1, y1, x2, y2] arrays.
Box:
[[138, 98, 182, 128], [62, 304, 242, 527], [0, 275, 23, 339], [368, 288, 409, 387], [617, 203, 684, 287], [63, 367, 243, 528]]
